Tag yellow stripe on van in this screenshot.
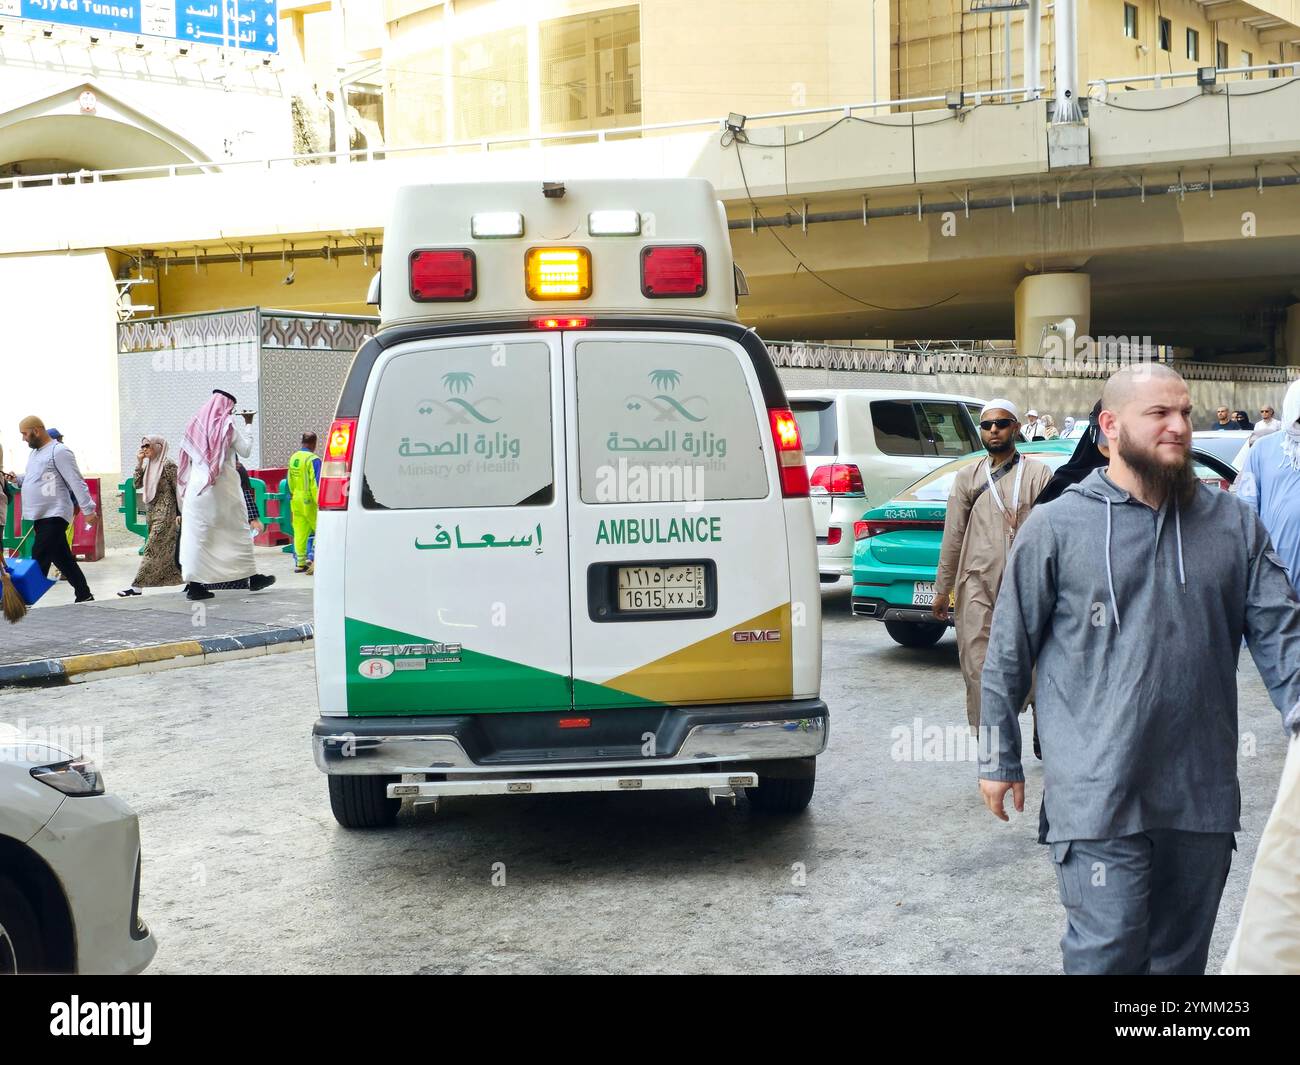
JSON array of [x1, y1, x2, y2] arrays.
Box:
[[594, 604, 793, 706]]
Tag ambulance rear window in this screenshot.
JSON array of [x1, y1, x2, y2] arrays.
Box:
[[361, 340, 554, 509], [575, 337, 769, 503]]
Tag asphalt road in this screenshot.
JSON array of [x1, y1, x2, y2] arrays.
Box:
[[3, 583, 1289, 974]]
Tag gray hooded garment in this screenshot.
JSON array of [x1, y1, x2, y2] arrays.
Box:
[[979, 467, 1300, 844]]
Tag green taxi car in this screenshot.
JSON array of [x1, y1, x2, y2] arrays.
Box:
[[851, 439, 1237, 648]]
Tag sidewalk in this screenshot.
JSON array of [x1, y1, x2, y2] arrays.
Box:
[[2, 546, 314, 687]]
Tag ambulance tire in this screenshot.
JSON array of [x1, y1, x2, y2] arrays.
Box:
[[328, 775, 402, 829], [0, 875, 46, 974], [884, 620, 946, 648], [746, 761, 816, 815]]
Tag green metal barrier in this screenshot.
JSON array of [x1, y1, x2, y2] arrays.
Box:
[[118, 477, 149, 555], [2, 488, 34, 557], [249, 477, 296, 554]]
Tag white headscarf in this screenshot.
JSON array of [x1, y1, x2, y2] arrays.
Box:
[[1280, 378, 1300, 471]]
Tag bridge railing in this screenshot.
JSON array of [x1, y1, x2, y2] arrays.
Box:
[[766, 342, 1300, 384]]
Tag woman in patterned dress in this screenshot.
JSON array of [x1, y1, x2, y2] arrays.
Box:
[[118, 435, 183, 595]]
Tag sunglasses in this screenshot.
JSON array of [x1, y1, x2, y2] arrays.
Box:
[[979, 418, 1015, 430], [1261, 410, 1273, 415]]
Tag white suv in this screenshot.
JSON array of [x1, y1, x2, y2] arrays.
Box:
[[788, 389, 986, 580]]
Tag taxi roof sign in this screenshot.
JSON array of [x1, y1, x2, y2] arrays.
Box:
[[379, 179, 738, 330]]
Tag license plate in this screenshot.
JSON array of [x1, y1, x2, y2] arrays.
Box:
[[912, 581, 936, 607], [617, 564, 707, 612]]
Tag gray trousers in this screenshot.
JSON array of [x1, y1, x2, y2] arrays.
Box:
[[1049, 829, 1234, 975]]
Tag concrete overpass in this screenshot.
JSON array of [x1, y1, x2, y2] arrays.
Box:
[[4, 63, 1300, 472]]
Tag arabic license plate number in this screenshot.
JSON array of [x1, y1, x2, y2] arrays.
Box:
[[617, 565, 706, 612], [912, 581, 936, 607]]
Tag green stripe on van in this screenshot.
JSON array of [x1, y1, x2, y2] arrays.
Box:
[[344, 617, 660, 715]]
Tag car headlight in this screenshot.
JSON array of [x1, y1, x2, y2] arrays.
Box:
[[30, 758, 105, 796]]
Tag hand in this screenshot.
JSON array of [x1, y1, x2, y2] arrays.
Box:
[[175, 515, 182, 528], [931, 594, 950, 621], [84, 513, 98, 526], [250, 519, 264, 534], [979, 779, 1024, 822], [3, 472, 14, 483], [136, 447, 150, 462]]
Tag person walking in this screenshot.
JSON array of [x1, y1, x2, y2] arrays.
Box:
[[1020, 409, 1044, 441], [6, 417, 97, 603], [203, 460, 276, 593], [118, 436, 183, 597], [287, 432, 321, 574], [177, 391, 275, 601], [933, 399, 1053, 732], [1223, 376, 1300, 973], [1034, 401, 1108, 507], [978, 364, 1300, 975], [1250, 403, 1282, 444]]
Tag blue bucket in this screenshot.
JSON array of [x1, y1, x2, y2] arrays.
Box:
[[3, 558, 55, 606]]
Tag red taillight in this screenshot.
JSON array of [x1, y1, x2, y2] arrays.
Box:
[[855, 518, 944, 539], [558, 717, 591, 729], [532, 316, 589, 329], [825, 527, 843, 546], [810, 463, 865, 496], [318, 417, 357, 511], [640, 245, 706, 298], [768, 408, 808, 497], [410, 249, 476, 302]]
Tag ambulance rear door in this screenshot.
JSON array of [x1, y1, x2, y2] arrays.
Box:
[[566, 329, 796, 710], [342, 332, 572, 716]]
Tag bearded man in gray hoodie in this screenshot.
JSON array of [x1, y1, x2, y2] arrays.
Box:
[[978, 364, 1300, 975]]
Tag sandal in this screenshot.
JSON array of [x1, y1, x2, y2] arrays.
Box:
[[117, 588, 142, 597]]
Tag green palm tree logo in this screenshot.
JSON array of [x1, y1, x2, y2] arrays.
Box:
[[443, 371, 475, 394], [649, 369, 682, 391]]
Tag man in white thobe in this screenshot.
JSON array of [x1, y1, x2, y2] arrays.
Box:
[[177, 389, 275, 601]]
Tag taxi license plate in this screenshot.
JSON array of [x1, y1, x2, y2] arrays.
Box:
[[617, 565, 707, 613], [912, 581, 937, 607]]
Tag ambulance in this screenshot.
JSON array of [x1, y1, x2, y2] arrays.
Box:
[[310, 179, 828, 828]]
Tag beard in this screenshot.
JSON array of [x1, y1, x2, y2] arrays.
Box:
[[984, 437, 1014, 454], [1117, 429, 1198, 508]]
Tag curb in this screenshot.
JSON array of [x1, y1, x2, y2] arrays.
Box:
[[0, 624, 314, 689]]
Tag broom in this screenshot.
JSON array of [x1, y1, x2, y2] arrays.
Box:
[[1, 526, 33, 624]]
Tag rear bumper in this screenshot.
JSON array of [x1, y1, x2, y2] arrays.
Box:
[[851, 595, 953, 627], [313, 699, 828, 777]]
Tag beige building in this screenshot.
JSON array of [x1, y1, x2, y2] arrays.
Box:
[[894, 0, 1300, 102]]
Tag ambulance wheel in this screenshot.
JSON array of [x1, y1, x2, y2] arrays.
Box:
[[884, 620, 946, 648], [328, 775, 401, 829], [746, 762, 816, 815]]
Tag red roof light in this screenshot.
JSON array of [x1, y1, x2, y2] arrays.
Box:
[[641, 245, 706, 298], [410, 249, 476, 302]]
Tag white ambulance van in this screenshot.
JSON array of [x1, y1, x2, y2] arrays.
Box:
[[311, 179, 828, 828]]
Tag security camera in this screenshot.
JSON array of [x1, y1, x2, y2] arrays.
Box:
[[282, 271, 295, 286]]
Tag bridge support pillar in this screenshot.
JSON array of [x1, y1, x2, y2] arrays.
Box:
[[1283, 303, 1300, 366], [1015, 273, 1091, 359]]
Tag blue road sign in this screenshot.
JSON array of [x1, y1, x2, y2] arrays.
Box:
[[11, 0, 277, 52]]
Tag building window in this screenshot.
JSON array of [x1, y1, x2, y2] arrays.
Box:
[[540, 6, 641, 133], [1187, 29, 1200, 61], [453, 29, 530, 141], [1123, 4, 1139, 39], [1217, 40, 1229, 69], [1159, 17, 1171, 51], [1241, 50, 1253, 77]]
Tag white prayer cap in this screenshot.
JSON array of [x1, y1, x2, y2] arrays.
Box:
[[1026, 409, 1039, 417], [980, 398, 1020, 421]]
